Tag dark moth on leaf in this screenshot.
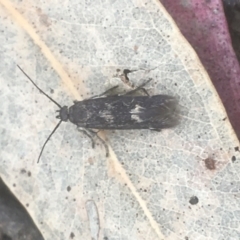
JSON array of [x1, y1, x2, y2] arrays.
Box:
[[17, 65, 180, 162], [68, 95, 179, 129]]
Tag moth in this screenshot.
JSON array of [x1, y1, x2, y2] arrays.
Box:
[[17, 66, 179, 162]]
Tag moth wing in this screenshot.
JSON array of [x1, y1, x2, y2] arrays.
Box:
[[134, 97, 179, 128]]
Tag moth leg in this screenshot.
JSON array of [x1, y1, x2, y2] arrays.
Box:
[[87, 129, 109, 157], [133, 87, 149, 96], [90, 85, 119, 99], [122, 69, 138, 82], [124, 78, 153, 96], [77, 128, 109, 157], [77, 128, 95, 148]]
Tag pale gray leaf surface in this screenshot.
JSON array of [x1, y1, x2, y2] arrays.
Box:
[[0, 0, 240, 240]]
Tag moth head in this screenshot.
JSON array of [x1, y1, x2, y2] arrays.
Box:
[[57, 106, 69, 122]]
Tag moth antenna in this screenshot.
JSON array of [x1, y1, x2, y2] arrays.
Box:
[[37, 120, 62, 163], [17, 65, 62, 109]]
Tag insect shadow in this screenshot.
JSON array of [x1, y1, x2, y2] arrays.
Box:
[[17, 66, 180, 162]]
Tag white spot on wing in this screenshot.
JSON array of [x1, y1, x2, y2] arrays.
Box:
[[130, 104, 145, 122], [130, 104, 145, 114], [131, 114, 142, 122], [99, 110, 114, 122]]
